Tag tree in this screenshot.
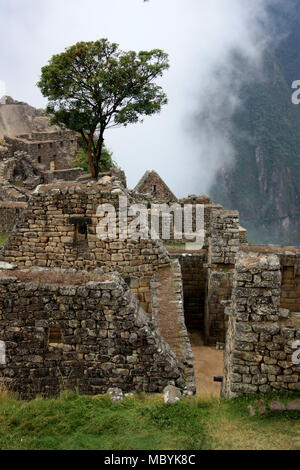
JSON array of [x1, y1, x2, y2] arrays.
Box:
[[37, 39, 169, 179]]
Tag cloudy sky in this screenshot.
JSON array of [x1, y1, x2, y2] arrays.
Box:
[[0, 0, 285, 196]]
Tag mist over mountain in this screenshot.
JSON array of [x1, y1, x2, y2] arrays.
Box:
[[208, 0, 300, 245]]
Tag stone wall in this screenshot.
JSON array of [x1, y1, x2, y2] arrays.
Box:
[[4, 132, 77, 171], [209, 209, 241, 265], [0, 269, 189, 399], [0, 145, 13, 161], [43, 168, 84, 184], [0, 151, 43, 191], [171, 253, 207, 332], [135, 170, 177, 203], [222, 251, 300, 398], [0, 202, 26, 232], [123, 195, 223, 249], [204, 209, 242, 344], [0, 182, 172, 314], [18, 131, 75, 142], [205, 267, 234, 345], [151, 260, 195, 394]]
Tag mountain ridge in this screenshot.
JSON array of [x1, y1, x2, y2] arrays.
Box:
[[209, 2, 300, 245]]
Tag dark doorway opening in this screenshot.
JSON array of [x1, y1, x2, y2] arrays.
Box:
[[179, 254, 207, 333], [69, 216, 92, 251]]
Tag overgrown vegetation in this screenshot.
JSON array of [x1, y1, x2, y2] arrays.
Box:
[[163, 242, 186, 248], [0, 233, 9, 247], [72, 136, 114, 174], [0, 391, 299, 450]]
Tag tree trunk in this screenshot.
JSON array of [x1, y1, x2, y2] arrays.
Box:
[[96, 134, 105, 178], [87, 134, 98, 179]]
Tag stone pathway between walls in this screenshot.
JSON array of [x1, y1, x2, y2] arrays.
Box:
[[154, 264, 224, 397], [189, 330, 224, 397]]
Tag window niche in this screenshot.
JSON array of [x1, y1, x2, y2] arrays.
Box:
[[69, 217, 92, 251], [50, 156, 57, 171], [48, 328, 62, 345]]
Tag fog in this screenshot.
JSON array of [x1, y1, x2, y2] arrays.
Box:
[[0, 0, 286, 196]]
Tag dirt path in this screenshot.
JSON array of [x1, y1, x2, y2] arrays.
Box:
[[154, 265, 224, 397], [189, 330, 224, 397]]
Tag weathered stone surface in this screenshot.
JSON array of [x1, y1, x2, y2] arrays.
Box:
[[222, 251, 300, 398], [107, 388, 123, 402], [258, 399, 266, 416], [134, 170, 177, 204], [0, 270, 189, 399], [286, 400, 300, 411], [163, 385, 182, 404], [0, 262, 17, 270], [269, 400, 286, 412], [0, 164, 299, 403]]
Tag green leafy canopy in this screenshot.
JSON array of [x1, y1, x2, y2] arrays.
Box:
[[37, 39, 169, 178]]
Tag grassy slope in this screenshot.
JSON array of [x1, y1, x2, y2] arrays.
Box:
[[0, 233, 9, 247], [0, 391, 299, 450]]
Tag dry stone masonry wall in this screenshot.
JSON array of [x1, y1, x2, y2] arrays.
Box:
[[204, 209, 244, 344], [172, 253, 207, 331], [151, 260, 196, 394], [222, 251, 300, 398], [0, 182, 173, 316], [0, 202, 27, 232], [134, 170, 177, 203], [2, 167, 299, 401], [0, 269, 189, 399], [4, 131, 77, 171]]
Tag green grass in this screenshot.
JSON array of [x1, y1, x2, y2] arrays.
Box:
[[0, 233, 9, 247], [0, 391, 299, 450], [163, 242, 186, 248]]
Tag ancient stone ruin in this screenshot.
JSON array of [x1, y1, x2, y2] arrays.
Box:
[[0, 97, 83, 233], [135, 170, 177, 203], [222, 248, 300, 397], [0, 269, 189, 397], [0, 108, 299, 399]]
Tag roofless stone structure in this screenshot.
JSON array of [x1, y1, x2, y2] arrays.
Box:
[[134, 170, 177, 203], [0, 165, 299, 399]]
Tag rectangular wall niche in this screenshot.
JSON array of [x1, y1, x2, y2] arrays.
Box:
[[69, 217, 92, 250], [48, 328, 62, 344]]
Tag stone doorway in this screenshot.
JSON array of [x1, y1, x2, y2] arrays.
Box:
[[178, 253, 207, 334], [50, 155, 57, 171], [168, 250, 224, 396]]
